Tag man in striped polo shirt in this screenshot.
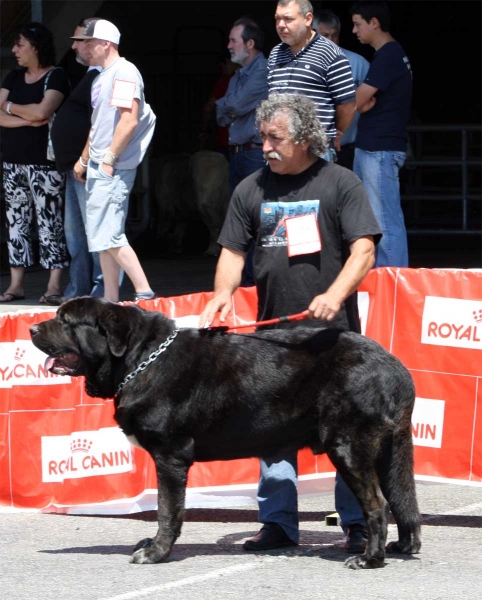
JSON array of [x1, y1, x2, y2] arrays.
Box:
[[268, 0, 356, 161]]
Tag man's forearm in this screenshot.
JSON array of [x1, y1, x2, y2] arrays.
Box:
[[325, 238, 375, 304], [357, 97, 376, 113], [198, 247, 247, 328], [335, 101, 356, 135], [80, 133, 90, 162], [216, 98, 234, 127], [108, 116, 137, 158], [355, 84, 378, 114], [213, 248, 246, 296]]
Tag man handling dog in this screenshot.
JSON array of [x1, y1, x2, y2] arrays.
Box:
[[199, 93, 382, 553]]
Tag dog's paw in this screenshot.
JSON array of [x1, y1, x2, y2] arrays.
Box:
[[130, 538, 167, 564], [133, 537, 154, 552], [386, 539, 421, 555], [345, 554, 385, 569]]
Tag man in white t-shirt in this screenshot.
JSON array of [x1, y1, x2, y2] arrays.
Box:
[[72, 19, 156, 302]]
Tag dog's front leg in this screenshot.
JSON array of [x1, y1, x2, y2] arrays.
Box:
[[131, 447, 192, 564]]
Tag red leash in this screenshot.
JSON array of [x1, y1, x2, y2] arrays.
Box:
[[205, 310, 310, 333]]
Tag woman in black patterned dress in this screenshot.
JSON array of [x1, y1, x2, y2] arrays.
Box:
[[0, 22, 70, 304]]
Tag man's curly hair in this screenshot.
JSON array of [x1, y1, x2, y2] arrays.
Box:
[[256, 93, 329, 158]]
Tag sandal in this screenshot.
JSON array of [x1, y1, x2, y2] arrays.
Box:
[[39, 293, 65, 306], [0, 292, 26, 303]]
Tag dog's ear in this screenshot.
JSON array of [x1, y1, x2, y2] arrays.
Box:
[[98, 308, 130, 357]]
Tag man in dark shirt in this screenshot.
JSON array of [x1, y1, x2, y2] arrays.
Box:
[[350, 1, 413, 267], [200, 93, 381, 554], [216, 17, 269, 286], [51, 18, 116, 298], [216, 17, 268, 194]]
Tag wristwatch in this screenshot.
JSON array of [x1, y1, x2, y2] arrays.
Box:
[[102, 150, 118, 166]]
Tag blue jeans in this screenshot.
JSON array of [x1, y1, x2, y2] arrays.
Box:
[[229, 148, 266, 287], [63, 171, 104, 298], [229, 147, 265, 194], [353, 149, 408, 267], [258, 455, 365, 541]]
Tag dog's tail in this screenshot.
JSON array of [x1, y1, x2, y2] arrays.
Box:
[[376, 406, 422, 555]]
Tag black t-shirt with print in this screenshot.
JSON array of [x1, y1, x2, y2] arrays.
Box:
[[1, 67, 70, 166], [218, 159, 382, 332]]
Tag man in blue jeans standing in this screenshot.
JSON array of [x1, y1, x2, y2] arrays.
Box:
[[350, 1, 413, 267], [200, 94, 381, 556], [216, 17, 269, 285]]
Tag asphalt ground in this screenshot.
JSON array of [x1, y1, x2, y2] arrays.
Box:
[[1, 482, 481, 600], [1, 237, 481, 599]]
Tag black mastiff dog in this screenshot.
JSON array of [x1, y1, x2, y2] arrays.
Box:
[[30, 297, 421, 569]]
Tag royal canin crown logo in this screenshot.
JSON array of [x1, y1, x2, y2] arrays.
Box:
[[14, 347, 26, 362], [70, 439, 93, 453], [473, 309, 482, 323]]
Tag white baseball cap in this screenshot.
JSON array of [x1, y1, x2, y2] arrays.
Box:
[[71, 19, 121, 44]]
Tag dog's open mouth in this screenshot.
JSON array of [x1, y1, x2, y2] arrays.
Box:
[[44, 353, 81, 376]]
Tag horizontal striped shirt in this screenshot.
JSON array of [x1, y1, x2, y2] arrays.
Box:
[[267, 33, 355, 138]]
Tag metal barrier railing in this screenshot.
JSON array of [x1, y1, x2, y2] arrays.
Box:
[[403, 124, 481, 235]]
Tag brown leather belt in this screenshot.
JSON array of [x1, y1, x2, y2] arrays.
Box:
[[229, 143, 263, 153]]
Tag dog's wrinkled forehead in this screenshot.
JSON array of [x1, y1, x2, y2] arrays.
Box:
[[57, 296, 117, 324]]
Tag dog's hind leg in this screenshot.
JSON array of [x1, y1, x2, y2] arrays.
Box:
[[377, 425, 422, 555], [327, 446, 389, 570], [131, 444, 192, 564]]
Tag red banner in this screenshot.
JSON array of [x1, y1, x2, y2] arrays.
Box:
[[0, 268, 481, 514]]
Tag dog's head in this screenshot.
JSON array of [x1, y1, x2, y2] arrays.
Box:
[[30, 297, 150, 398]]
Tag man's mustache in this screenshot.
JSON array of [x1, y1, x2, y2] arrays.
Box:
[[263, 151, 283, 161]]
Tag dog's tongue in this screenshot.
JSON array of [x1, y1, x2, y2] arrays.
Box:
[[44, 356, 56, 372]]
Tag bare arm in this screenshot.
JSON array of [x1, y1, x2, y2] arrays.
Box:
[[308, 236, 375, 320], [80, 99, 140, 180], [0, 88, 48, 128], [356, 83, 378, 114], [334, 101, 356, 151], [2, 88, 65, 121], [198, 247, 247, 327], [73, 130, 91, 182], [108, 99, 140, 157]]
